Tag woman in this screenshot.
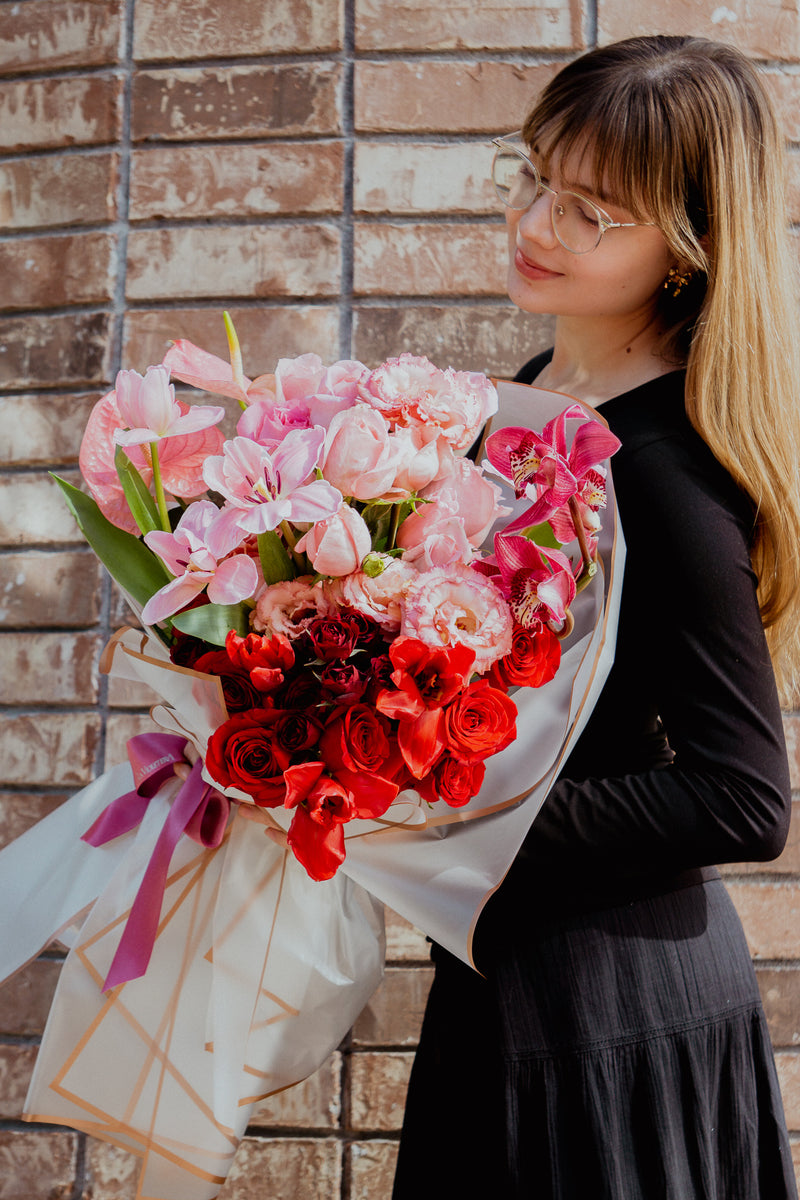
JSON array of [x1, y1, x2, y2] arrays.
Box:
[[393, 35, 800, 1200]]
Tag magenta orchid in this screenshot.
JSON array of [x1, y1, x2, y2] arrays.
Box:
[[484, 404, 620, 540], [203, 428, 343, 558], [494, 535, 577, 630], [112, 365, 225, 447], [141, 501, 259, 626]]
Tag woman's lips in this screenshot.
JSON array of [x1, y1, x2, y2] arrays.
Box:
[[514, 248, 561, 281]]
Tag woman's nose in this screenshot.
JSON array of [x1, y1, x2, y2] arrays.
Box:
[[515, 191, 557, 246]]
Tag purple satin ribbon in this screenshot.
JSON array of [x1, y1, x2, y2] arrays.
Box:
[[82, 732, 230, 992]]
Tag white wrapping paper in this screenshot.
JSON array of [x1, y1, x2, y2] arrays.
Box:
[[0, 382, 624, 1199]]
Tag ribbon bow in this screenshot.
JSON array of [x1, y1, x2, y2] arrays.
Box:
[[82, 732, 230, 991]]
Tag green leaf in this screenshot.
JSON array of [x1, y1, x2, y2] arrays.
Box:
[[51, 474, 171, 606], [257, 530, 295, 585], [114, 446, 161, 536], [522, 521, 562, 549], [360, 501, 395, 553], [171, 602, 250, 646]]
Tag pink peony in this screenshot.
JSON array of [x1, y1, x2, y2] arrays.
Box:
[[360, 353, 448, 425], [295, 505, 372, 577], [400, 565, 513, 673]]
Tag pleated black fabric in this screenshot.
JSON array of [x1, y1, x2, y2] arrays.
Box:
[[392, 360, 797, 1200]]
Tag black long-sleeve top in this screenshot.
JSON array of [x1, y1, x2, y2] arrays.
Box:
[[484, 357, 792, 927]]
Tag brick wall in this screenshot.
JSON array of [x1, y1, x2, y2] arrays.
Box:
[[0, 1, 798, 1196]]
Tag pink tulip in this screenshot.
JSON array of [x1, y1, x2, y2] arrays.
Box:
[[296, 505, 372, 577], [113, 365, 225, 446], [203, 429, 343, 557], [321, 407, 403, 500], [141, 501, 259, 626]]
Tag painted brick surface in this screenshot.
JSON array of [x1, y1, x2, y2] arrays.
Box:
[[0, 713, 100, 786], [0, 152, 119, 229], [0, 231, 116, 311], [354, 142, 497, 214], [0, 794, 67, 848], [355, 0, 585, 51], [0, 550, 101, 627], [131, 64, 343, 141], [1, 394, 98, 466], [598, 0, 800, 60], [0, 312, 112, 389], [0, 74, 121, 152], [133, 0, 342, 59], [349, 1140, 398, 1200], [0, 0, 123, 73], [0, 1130, 79, 1198], [354, 222, 507, 296], [0, 631, 100, 704]]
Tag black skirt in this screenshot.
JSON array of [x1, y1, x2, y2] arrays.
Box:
[[392, 878, 796, 1200]]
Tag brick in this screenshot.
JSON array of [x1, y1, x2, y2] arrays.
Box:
[[356, 0, 584, 50], [760, 69, 800, 142], [0, 312, 112, 389], [0, 1130, 78, 1197], [0, 393, 98, 467], [0, 1043, 38, 1118], [130, 141, 344, 221], [0, 151, 118, 230], [132, 65, 342, 143], [352, 966, 433, 1046], [0, 0, 123, 74], [250, 1054, 341, 1129], [598, 0, 800, 61], [384, 909, 431, 962], [0, 793, 68, 849], [355, 142, 497, 215], [783, 714, 800, 790], [719, 801, 800, 876], [108, 581, 141, 631], [0, 957, 62, 1035], [85, 1139, 140, 1200], [350, 1051, 414, 1131], [726, 880, 800, 960], [355, 61, 560, 134], [105, 712, 156, 769], [0, 472, 87, 547], [349, 1140, 398, 1200], [0, 232, 116, 312], [133, 0, 342, 60], [0, 74, 121, 153], [792, 1137, 800, 1187], [220, 1137, 341, 1198], [757, 967, 800, 1048], [776, 1051, 800, 1130], [0, 550, 101, 628], [126, 225, 341, 302], [123, 307, 340, 377], [0, 713, 100, 786], [354, 222, 507, 296], [353, 303, 556, 380], [0, 632, 101, 705]]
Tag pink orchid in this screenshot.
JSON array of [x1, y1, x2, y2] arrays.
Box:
[[162, 341, 276, 408], [203, 429, 343, 557], [485, 405, 620, 538], [79, 390, 225, 535], [140, 501, 259, 626], [112, 365, 225, 447], [494, 535, 577, 629]]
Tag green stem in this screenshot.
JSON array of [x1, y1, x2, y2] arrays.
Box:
[[150, 441, 171, 532], [387, 502, 401, 553], [280, 519, 307, 570]]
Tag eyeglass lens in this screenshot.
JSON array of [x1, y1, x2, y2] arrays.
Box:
[[492, 146, 604, 254]]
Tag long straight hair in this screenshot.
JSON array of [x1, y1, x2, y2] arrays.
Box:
[[522, 36, 800, 703]]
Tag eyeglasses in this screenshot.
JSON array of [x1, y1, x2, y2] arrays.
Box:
[[490, 132, 646, 255]]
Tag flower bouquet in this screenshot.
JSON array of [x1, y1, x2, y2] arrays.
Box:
[[0, 316, 623, 1200]]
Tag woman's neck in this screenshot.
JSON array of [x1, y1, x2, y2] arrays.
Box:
[[532, 315, 682, 406]]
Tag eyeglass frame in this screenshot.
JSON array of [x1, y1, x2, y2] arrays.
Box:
[[490, 132, 650, 255]]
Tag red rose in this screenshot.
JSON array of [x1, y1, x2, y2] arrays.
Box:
[[193, 649, 264, 714], [320, 703, 391, 773], [205, 709, 290, 806], [433, 752, 486, 808], [443, 680, 517, 763], [305, 613, 362, 661], [272, 710, 322, 756], [488, 622, 561, 691], [318, 661, 367, 705]]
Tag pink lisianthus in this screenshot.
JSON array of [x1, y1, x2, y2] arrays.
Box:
[[295, 505, 372, 577], [202, 429, 343, 558], [400, 565, 513, 673], [163, 339, 276, 407], [330, 557, 419, 632], [112, 364, 225, 447], [252, 576, 331, 638], [141, 500, 259, 626], [79, 390, 225, 534]]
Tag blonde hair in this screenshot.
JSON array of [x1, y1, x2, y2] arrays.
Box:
[[523, 35, 800, 704]]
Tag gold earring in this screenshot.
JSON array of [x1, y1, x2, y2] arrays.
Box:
[[664, 266, 692, 298]]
